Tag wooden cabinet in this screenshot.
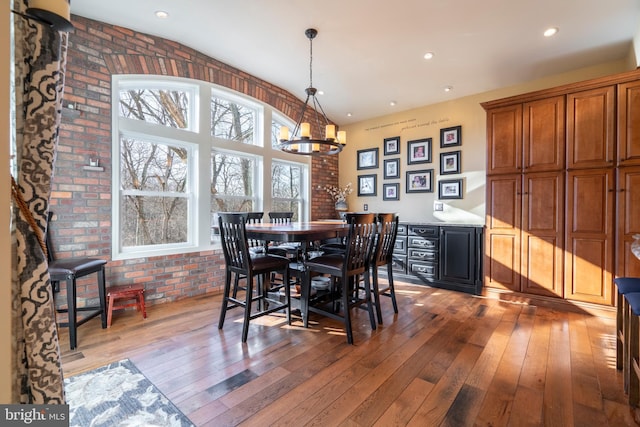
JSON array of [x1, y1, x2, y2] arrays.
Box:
[[566, 86, 615, 170], [523, 96, 565, 172], [483, 69, 640, 308], [387, 224, 484, 295], [616, 167, 640, 278], [485, 174, 521, 291], [618, 80, 640, 166], [564, 169, 614, 305], [521, 172, 564, 297]]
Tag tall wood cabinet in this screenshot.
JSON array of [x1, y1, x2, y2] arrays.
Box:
[[483, 69, 640, 307]]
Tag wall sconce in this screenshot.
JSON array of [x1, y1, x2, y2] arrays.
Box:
[[13, 0, 74, 32]]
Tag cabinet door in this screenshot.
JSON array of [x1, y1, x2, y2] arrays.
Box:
[[440, 226, 476, 286], [618, 81, 640, 166], [565, 169, 614, 305], [485, 174, 522, 291], [567, 86, 615, 169], [617, 166, 640, 277], [521, 172, 564, 297], [523, 96, 565, 172], [487, 104, 522, 175]]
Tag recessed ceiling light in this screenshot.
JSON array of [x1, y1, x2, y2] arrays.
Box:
[[444, 86, 453, 92], [543, 27, 558, 37], [346, 112, 352, 117], [317, 90, 324, 95], [390, 101, 397, 107], [155, 10, 169, 19], [423, 52, 434, 60]]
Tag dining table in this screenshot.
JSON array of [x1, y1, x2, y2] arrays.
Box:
[[244, 220, 349, 325]]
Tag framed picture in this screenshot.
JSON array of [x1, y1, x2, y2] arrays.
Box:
[[406, 169, 433, 193], [383, 158, 400, 179], [358, 174, 377, 196], [384, 136, 400, 155], [383, 183, 399, 201], [439, 178, 463, 199], [440, 150, 461, 175], [440, 125, 461, 148], [407, 138, 432, 165], [357, 148, 379, 170]]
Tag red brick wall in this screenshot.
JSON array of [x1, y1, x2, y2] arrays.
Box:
[[50, 15, 339, 307]]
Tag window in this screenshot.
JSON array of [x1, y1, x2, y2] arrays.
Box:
[[112, 76, 309, 259], [272, 160, 304, 221]]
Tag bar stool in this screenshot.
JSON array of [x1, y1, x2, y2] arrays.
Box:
[[614, 277, 640, 392], [626, 292, 640, 406], [106, 284, 147, 327]]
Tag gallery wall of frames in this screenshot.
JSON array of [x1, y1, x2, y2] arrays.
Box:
[[355, 125, 464, 202]]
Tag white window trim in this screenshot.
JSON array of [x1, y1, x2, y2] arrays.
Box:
[[112, 75, 310, 260]]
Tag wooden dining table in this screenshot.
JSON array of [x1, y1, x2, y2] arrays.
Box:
[[244, 220, 348, 325]]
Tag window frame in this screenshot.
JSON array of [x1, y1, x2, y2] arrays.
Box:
[[112, 75, 310, 260]]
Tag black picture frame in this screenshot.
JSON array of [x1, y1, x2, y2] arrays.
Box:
[[440, 150, 461, 175], [383, 183, 400, 201], [405, 169, 433, 193], [383, 158, 400, 179], [383, 136, 400, 155], [357, 148, 379, 170], [407, 138, 432, 165], [358, 174, 377, 196], [440, 125, 461, 148], [439, 178, 463, 199]]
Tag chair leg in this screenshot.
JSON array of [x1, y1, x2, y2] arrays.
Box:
[[387, 262, 399, 314], [341, 279, 354, 345], [617, 290, 624, 371], [626, 297, 633, 394], [242, 275, 254, 343], [219, 270, 233, 329], [630, 308, 639, 407], [363, 272, 377, 331], [98, 267, 107, 329], [371, 267, 383, 324], [64, 277, 78, 350], [283, 267, 291, 325]]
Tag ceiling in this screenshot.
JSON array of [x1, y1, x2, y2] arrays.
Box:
[[71, 0, 640, 125]]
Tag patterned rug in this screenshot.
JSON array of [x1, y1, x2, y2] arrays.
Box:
[[64, 359, 194, 427]]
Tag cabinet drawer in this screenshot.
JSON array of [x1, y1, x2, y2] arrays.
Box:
[[408, 236, 438, 249], [408, 261, 438, 279], [397, 224, 408, 235], [408, 248, 437, 261], [408, 225, 439, 238], [390, 256, 407, 274], [393, 237, 407, 254]]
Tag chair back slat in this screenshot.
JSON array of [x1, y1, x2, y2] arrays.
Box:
[[268, 212, 294, 224], [218, 213, 251, 272], [246, 212, 264, 248], [343, 213, 376, 275], [374, 213, 399, 266]]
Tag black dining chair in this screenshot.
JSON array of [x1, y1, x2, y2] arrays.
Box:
[[302, 213, 377, 344], [369, 213, 400, 324], [218, 213, 291, 342], [46, 212, 107, 350]]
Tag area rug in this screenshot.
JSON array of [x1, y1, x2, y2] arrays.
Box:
[[64, 359, 194, 427]]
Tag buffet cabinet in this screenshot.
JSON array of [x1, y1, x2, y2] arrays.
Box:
[[387, 223, 484, 295], [483, 68, 640, 307]]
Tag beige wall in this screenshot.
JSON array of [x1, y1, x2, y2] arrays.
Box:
[[1, 1, 12, 403], [634, 16, 640, 67], [340, 59, 631, 224]]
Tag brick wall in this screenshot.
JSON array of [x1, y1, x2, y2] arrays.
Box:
[[50, 15, 339, 308]]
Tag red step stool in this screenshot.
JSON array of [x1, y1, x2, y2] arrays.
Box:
[[106, 284, 147, 327]]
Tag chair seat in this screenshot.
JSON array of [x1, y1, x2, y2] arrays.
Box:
[[305, 254, 344, 272], [49, 258, 107, 278], [251, 254, 290, 272]]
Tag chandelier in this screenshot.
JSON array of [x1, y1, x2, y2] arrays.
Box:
[[278, 29, 346, 155]]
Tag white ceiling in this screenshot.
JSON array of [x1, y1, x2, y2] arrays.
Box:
[[71, 0, 640, 125]]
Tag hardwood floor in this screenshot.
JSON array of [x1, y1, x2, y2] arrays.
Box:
[[60, 282, 637, 426]]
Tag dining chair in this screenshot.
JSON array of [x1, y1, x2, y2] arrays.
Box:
[[614, 277, 640, 393], [46, 212, 107, 350], [302, 213, 377, 344], [267, 211, 302, 291], [369, 213, 400, 324], [218, 213, 291, 342]]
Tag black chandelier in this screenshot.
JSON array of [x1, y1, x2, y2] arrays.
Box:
[[278, 28, 346, 155]]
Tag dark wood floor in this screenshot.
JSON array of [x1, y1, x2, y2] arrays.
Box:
[[60, 281, 638, 426]]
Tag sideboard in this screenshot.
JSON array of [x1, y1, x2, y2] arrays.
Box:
[[385, 223, 484, 295]]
